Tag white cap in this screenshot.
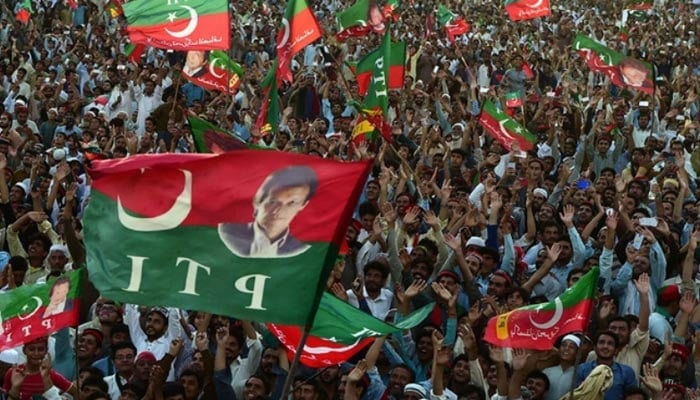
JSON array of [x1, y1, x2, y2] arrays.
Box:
[[533, 188, 548, 198], [0, 349, 19, 365], [561, 334, 581, 348], [49, 244, 69, 256], [52, 148, 66, 161], [466, 237, 486, 248]]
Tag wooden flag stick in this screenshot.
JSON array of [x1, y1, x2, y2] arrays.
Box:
[[279, 325, 313, 400]]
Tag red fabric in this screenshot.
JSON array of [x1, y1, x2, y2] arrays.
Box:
[[3, 367, 72, 400]]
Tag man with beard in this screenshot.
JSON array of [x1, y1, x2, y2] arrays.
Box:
[[575, 331, 637, 400], [523, 220, 562, 265], [318, 365, 341, 400], [660, 344, 692, 387], [346, 261, 394, 320], [124, 305, 181, 381], [378, 365, 415, 400], [257, 347, 286, 399]]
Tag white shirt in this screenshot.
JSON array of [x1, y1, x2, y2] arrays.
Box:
[[250, 223, 289, 257], [347, 286, 394, 320], [124, 304, 182, 381], [133, 85, 163, 136], [230, 336, 263, 399], [104, 374, 129, 400]]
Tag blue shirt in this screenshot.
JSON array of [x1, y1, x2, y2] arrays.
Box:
[[575, 361, 637, 400]]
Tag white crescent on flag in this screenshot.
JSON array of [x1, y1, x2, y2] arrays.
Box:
[[165, 5, 199, 38]]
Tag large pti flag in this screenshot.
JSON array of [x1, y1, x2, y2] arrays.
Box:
[[572, 34, 654, 94], [83, 152, 372, 326], [269, 293, 433, 367], [504, 0, 551, 21], [484, 268, 599, 350], [478, 100, 537, 151], [182, 51, 243, 93], [0, 271, 82, 351], [276, 0, 322, 84], [123, 0, 230, 51]]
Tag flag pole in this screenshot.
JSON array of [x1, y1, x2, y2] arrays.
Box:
[[279, 325, 312, 399], [566, 339, 583, 400], [74, 326, 82, 400]]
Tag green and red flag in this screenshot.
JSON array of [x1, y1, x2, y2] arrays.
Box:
[[504, 0, 550, 21], [0, 271, 81, 351], [123, 0, 230, 51], [572, 34, 654, 94], [83, 152, 371, 326], [478, 100, 536, 151], [354, 29, 403, 143], [188, 116, 248, 153], [625, 0, 653, 10], [276, 0, 322, 84], [505, 92, 523, 108], [437, 4, 470, 43], [269, 293, 433, 367], [382, 0, 400, 21], [182, 51, 243, 93], [255, 61, 281, 138], [124, 42, 146, 64], [15, 0, 33, 24], [485, 268, 598, 350], [355, 36, 406, 97], [336, 0, 386, 40]]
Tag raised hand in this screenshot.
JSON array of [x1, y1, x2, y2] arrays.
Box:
[[546, 243, 562, 263], [489, 345, 504, 364], [431, 329, 444, 348], [511, 348, 530, 371], [559, 204, 576, 227], [169, 338, 184, 356], [215, 327, 229, 348], [440, 179, 452, 200], [431, 281, 452, 302], [402, 206, 421, 226], [633, 272, 650, 295], [65, 182, 79, 203], [605, 210, 618, 230], [405, 279, 427, 298], [424, 209, 440, 228], [381, 202, 398, 226], [331, 282, 348, 302], [26, 211, 48, 223], [679, 290, 697, 315], [443, 233, 462, 253], [347, 359, 368, 383], [195, 331, 209, 351], [641, 363, 662, 394], [435, 345, 451, 367]]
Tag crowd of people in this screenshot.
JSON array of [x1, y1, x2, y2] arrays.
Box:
[[0, 0, 699, 398]]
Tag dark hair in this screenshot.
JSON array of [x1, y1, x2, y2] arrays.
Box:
[[247, 373, 272, 394], [162, 382, 186, 398], [111, 341, 137, 359], [567, 268, 585, 281], [417, 238, 438, 258], [609, 317, 631, 331], [358, 202, 379, 218], [410, 256, 434, 276], [390, 364, 416, 383], [8, 256, 27, 272], [596, 330, 620, 348], [121, 382, 146, 398], [84, 392, 110, 400], [27, 233, 51, 253], [110, 323, 130, 341], [179, 368, 204, 389], [82, 376, 109, 393], [78, 366, 105, 380], [255, 166, 319, 205], [49, 276, 71, 297], [525, 370, 550, 391], [624, 387, 650, 400], [363, 261, 390, 280]]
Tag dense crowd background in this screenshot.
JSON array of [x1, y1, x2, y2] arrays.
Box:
[[0, 0, 699, 399]]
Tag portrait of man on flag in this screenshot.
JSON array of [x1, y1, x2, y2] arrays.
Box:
[[183, 50, 209, 78], [218, 166, 319, 258]]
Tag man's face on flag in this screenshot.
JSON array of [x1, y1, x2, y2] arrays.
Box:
[[254, 185, 311, 239]]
